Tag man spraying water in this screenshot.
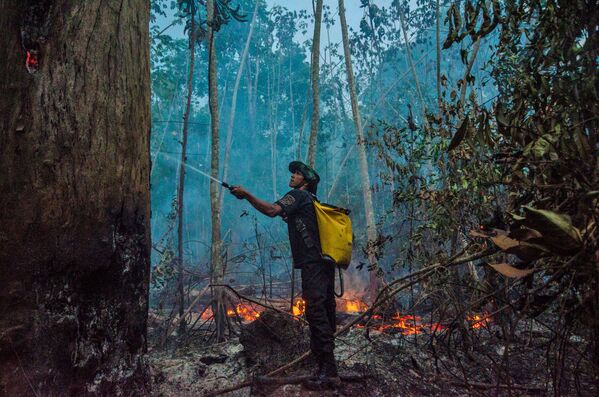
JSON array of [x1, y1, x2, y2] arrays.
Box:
[[229, 161, 340, 390]]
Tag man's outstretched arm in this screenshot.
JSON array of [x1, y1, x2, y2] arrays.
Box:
[[230, 186, 282, 217]]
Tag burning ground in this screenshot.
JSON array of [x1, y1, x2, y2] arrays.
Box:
[[147, 291, 597, 396]]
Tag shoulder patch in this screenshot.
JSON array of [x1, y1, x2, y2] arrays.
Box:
[[279, 194, 296, 206]]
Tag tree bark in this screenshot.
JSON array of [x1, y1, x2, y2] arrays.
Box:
[[207, 0, 225, 342], [176, 2, 198, 335], [0, 0, 151, 394], [436, 0, 442, 116], [338, 0, 381, 301], [306, 0, 323, 168]]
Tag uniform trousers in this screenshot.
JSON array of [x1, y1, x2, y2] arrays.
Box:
[[300, 261, 336, 361]]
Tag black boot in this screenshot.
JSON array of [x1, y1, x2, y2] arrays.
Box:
[[309, 353, 323, 380], [303, 352, 340, 390]]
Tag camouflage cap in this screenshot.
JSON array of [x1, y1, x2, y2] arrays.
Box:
[[288, 161, 320, 184]]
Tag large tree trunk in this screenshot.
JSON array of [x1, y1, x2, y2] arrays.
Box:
[[0, 0, 151, 395], [207, 0, 225, 342], [306, 0, 323, 168], [338, 0, 381, 301]]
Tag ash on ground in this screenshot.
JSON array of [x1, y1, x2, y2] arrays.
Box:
[[148, 310, 598, 396]]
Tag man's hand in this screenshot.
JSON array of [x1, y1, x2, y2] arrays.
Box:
[[230, 186, 249, 200]]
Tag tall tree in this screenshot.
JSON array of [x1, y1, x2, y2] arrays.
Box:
[[175, 0, 199, 335], [338, 0, 381, 300], [397, 1, 429, 130], [435, 0, 442, 116], [220, 0, 258, 209], [0, 0, 151, 394], [306, 0, 323, 167], [207, 0, 226, 341]]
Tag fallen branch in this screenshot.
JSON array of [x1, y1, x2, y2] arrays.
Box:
[[439, 377, 546, 393], [208, 248, 496, 396], [256, 372, 372, 385], [211, 284, 308, 325], [162, 285, 211, 345]]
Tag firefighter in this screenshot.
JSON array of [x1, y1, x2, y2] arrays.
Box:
[[230, 161, 340, 389]]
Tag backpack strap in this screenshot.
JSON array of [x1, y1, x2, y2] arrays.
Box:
[[294, 217, 315, 248], [334, 267, 344, 298]]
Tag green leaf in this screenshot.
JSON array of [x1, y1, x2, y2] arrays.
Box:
[[531, 136, 551, 158]]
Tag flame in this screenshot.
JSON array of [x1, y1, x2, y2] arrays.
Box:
[[229, 303, 261, 322], [25, 51, 39, 74], [292, 298, 305, 316], [201, 307, 213, 320], [341, 299, 369, 313], [354, 311, 447, 335], [468, 313, 491, 329], [388, 312, 424, 335], [26, 51, 38, 68], [199, 303, 262, 322]]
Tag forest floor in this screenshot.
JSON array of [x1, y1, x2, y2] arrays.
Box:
[[147, 310, 597, 397]]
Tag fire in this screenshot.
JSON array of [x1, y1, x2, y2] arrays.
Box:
[[354, 311, 446, 335], [468, 313, 491, 329], [25, 51, 39, 74], [198, 303, 262, 322], [292, 298, 305, 316], [341, 298, 369, 313], [388, 312, 424, 335], [201, 307, 213, 320], [229, 303, 261, 322]]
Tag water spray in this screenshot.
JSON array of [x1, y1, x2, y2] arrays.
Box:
[[159, 153, 234, 190]]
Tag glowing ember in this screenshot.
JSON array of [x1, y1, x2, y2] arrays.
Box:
[[341, 299, 369, 313], [25, 51, 39, 74], [388, 312, 424, 335], [201, 307, 213, 320], [229, 303, 261, 322], [468, 313, 491, 329], [354, 311, 446, 335], [292, 298, 305, 316]]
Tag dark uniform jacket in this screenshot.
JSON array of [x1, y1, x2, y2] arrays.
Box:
[[275, 189, 321, 268]]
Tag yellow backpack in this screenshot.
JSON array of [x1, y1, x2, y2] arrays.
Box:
[[312, 200, 353, 269]]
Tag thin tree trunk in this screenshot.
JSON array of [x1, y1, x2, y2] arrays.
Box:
[[207, 0, 225, 342], [151, 76, 185, 178], [327, 143, 355, 201], [289, 54, 296, 154], [436, 0, 442, 116], [398, 3, 429, 130], [220, 1, 258, 208], [250, 56, 260, 131], [459, 37, 482, 109], [272, 61, 281, 200], [338, 0, 381, 301], [176, 3, 198, 335], [306, 0, 323, 168], [0, 0, 151, 393]]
